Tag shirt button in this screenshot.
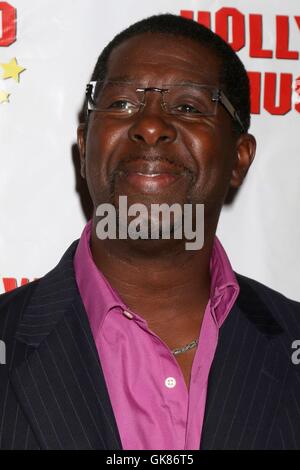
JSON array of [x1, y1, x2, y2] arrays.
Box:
[[165, 377, 176, 389], [123, 310, 134, 319]]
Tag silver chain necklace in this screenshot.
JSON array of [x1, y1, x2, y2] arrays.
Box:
[[171, 339, 199, 356]]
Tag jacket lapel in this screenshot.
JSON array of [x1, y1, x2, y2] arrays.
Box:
[[200, 274, 288, 450], [10, 241, 122, 450]]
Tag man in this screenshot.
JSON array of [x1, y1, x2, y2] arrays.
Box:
[[0, 14, 300, 450]]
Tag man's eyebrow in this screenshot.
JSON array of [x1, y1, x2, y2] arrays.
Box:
[[106, 75, 136, 84], [169, 79, 219, 87], [105, 77, 217, 87]]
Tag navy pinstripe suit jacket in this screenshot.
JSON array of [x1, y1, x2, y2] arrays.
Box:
[[0, 240, 300, 450]]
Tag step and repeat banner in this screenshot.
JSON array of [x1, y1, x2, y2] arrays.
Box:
[[0, 0, 299, 299]]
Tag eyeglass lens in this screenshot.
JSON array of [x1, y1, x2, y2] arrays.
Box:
[[90, 82, 219, 118]]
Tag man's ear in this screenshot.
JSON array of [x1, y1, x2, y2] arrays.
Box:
[[230, 133, 257, 188], [77, 124, 86, 179]]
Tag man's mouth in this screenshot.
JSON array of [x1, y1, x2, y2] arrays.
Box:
[[121, 171, 183, 192], [115, 160, 191, 194]]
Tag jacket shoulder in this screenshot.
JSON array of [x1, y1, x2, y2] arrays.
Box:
[[0, 280, 39, 305], [236, 272, 300, 308], [0, 239, 79, 338], [235, 272, 300, 337], [0, 281, 40, 339]]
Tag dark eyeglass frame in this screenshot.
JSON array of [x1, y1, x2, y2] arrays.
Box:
[[86, 81, 245, 133]]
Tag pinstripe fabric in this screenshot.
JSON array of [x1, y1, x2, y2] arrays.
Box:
[[0, 242, 121, 450], [0, 241, 300, 449], [201, 275, 300, 449]]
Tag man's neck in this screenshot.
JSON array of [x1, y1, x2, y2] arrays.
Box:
[[89, 223, 215, 327]]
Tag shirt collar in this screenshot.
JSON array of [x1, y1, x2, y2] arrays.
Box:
[[74, 220, 127, 337], [209, 236, 240, 327], [74, 220, 239, 337]]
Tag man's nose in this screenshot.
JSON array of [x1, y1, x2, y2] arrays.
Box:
[[128, 95, 177, 146]]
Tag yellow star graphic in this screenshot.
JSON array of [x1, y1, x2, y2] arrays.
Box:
[[0, 90, 10, 104], [0, 58, 26, 82]]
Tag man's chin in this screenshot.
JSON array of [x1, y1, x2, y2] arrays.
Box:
[[111, 189, 192, 212], [110, 233, 186, 257]]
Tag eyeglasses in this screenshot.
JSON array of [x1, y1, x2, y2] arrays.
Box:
[[86, 80, 245, 132]]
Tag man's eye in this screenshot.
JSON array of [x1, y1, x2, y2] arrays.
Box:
[[109, 100, 136, 110], [175, 104, 203, 114]]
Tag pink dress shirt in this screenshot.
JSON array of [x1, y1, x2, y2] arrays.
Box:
[[74, 220, 239, 450]]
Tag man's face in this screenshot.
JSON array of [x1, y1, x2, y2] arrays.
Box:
[[78, 33, 255, 231]]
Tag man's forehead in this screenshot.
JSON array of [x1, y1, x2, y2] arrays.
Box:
[[106, 34, 220, 84]]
